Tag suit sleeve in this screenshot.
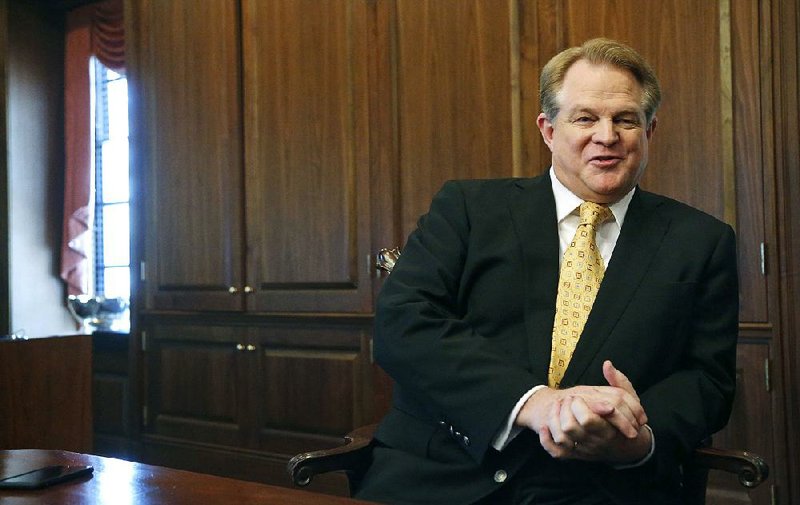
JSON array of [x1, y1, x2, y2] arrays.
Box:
[[373, 181, 538, 463], [635, 223, 739, 480]]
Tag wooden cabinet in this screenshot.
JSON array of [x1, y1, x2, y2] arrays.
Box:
[[241, 0, 372, 314], [248, 323, 372, 454], [139, 318, 370, 490], [133, 0, 244, 312], [143, 323, 249, 448], [133, 0, 372, 315], [128, 0, 378, 486]]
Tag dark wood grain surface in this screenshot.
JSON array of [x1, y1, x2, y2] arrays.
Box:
[[0, 449, 374, 504], [0, 335, 92, 453]]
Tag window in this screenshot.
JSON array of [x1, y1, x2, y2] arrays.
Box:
[[92, 58, 130, 325]]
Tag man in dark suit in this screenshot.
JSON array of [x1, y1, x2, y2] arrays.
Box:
[[355, 38, 738, 505]]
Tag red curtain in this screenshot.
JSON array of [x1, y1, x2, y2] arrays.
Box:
[[60, 0, 124, 295], [91, 0, 125, 73]]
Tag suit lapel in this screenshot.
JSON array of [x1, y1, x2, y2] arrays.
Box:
[[508, 176, 560, 382], [560, 189, 670, 387]]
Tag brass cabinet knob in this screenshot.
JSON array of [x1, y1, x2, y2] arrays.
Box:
[[243, 286, 254, 293], [228, 286, 239, 294]]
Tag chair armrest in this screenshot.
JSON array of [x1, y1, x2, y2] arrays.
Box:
[[288, 424, 770, 492], [692, 446, 769, 488], [288, 425, 377, 487]]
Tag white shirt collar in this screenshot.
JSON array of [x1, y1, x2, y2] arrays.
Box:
[[549, 168, 636, 227]]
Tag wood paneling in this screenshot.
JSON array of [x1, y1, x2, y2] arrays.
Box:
[[242, 0, 372, 313], [529, 0, 770, 322], [136, 0, 374, 314], [92, 331, 134, 457], [543, 0, 725, 217], [706, 340, 774, 504], [145, 324, 247, 447], [136, 0, 244, 311], [260, 350, 361, 434], [377, 0, 769, 321], [250, 323, 369, 454], [732, 0, 770, 323], [393, 0, 520, 235], [0, 335, 92, 453], [93, 374, 129, 435], [142, 320, 371, 461], [772, 0, 800, 501]]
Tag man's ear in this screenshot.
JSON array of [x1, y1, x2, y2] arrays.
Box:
[[646, 116, 657, 140], [537, 112, 555, 151]]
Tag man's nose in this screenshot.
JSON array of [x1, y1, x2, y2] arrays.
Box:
[[592, 119, 619, 145]]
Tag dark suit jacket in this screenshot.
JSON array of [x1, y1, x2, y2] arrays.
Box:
[[356, 175, 738, 505]]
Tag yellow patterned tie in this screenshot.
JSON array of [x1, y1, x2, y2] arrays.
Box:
[[548, 202, 613, 388]]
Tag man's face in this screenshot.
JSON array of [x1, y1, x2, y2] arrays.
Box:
[[537, 59, 656, 204]]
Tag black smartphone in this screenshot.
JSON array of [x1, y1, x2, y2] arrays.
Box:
[[0, 465, 94, 490]]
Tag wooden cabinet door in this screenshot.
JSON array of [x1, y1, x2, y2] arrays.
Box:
[[130, 0, 245, 312], [246, 323, 372, 456], [241, 0, 373, 313], [706, 341, 775, 505], [143, 323, 250, 448], [372, 0, 535, 244]]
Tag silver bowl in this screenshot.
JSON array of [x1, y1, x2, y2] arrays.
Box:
[[67, 295, 129, 330]]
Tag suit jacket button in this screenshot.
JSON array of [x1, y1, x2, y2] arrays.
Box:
[[493, 470, 507, 483]]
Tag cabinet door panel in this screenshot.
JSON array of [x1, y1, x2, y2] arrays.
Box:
[[250, 326, 369, 455], [730, 0, 769, 323], [144, 324, 248, 447], [392, 0, 527, 236], [706, 340, 774, 505], [133, 0, 244, 311], [242, 0, 372, 313], [93, 374, 129, 437]]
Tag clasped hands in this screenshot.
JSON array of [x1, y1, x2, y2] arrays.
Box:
[[515, 360, 652, 464]]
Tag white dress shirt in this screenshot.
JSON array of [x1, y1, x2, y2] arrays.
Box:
[[491, 169, 652, 468]]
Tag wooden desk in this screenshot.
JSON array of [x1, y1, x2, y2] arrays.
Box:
[[0, 450, 374, 504]]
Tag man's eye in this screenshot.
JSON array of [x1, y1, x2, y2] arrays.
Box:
[[616, 117, 640, 127], [574, 116, 594, 124]]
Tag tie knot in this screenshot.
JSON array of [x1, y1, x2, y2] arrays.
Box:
[[579, 201, 612, 228]]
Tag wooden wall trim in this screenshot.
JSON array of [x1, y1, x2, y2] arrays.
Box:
[[509, 0, 522, 178], [719, 0, 737, 227], [773, 0, 800, 502]]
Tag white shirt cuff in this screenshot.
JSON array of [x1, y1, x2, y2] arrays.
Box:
[[613, 424, 655, 469], [491, 384, 548, 451]]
